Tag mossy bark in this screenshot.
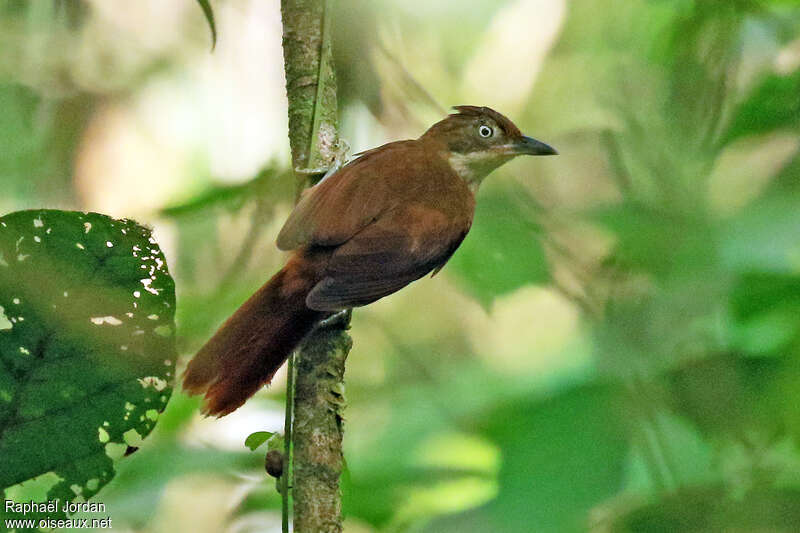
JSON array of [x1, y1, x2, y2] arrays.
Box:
[[280, 1, 351, 532], [292, 322, 351, 533], [281, 0, 339, 187]]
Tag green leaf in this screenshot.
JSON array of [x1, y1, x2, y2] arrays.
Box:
[[0, 210, 176, 509], [427, 384, 629, 533], [447, 181, 549, 308], [730, 273, 800, 357], [195, 0, 217, 50], [594, 203, 716, 279], [723, 69, 800, 145], [268, 433, 285, 452], [486, 385, 628, 533], [244, 431, 274, 451]]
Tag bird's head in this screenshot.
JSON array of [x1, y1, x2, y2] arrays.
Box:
[[420, 105, 556, 187]]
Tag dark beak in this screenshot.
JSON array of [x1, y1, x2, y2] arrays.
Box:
[[514, 136, 558, 156]]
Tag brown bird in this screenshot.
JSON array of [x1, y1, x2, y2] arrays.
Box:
[[183, 105, 556, 416]]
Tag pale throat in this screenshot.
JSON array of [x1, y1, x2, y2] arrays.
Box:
[[446, 151, 512, 190]]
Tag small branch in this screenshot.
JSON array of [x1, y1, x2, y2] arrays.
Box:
[[281, 353, 295, 533]]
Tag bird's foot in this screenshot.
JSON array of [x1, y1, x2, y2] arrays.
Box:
[[295, 138, 351, 180], [316, 309, 352, 331]]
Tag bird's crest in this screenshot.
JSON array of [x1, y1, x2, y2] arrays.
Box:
[[451, 105, 522, 137]]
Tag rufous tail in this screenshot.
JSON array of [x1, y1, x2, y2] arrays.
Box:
[[183, 254, 327, 416]]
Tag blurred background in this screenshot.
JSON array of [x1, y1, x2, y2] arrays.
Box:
[[1, 0, 800, 531]]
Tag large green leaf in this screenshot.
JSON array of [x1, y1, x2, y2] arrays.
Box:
[[594, 202, 720, 279], [426, 384, 629, 533], [0, 210, 175, 520]]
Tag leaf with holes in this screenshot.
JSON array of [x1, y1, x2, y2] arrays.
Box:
[[0, 210, 176, 518]]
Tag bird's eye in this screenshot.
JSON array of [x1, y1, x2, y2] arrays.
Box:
[[478, 125, 493, 138]]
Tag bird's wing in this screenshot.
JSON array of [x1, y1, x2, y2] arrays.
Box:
[[305, 203, 472, 311], [276, 141, 414, 251]]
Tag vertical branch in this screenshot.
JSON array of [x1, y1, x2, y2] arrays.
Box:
[[292, 319, 351, 533], [282, 0, 339, 186], [281, 353, 295, 533], [280, 1, 350, 531]]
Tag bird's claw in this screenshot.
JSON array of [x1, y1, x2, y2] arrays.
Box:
[[316, 309, 352, 331]]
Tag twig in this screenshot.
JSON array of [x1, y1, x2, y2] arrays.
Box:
[[281, 352, 295, 533]]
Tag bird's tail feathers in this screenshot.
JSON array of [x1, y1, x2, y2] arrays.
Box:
[[183, 257, 325, 416]]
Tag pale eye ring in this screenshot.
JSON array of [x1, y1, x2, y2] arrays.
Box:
[[478, 125, 493, 138]]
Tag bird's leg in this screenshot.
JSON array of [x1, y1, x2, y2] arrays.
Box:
[[297, 138, 351, 183], [316, 138, 351, 185], [315, 309, 352, 331]]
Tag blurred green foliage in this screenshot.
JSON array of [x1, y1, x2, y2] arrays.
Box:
[[447, 180, 549, 308], [0, 0, 799, 532], [0, 85, 89, 207]]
